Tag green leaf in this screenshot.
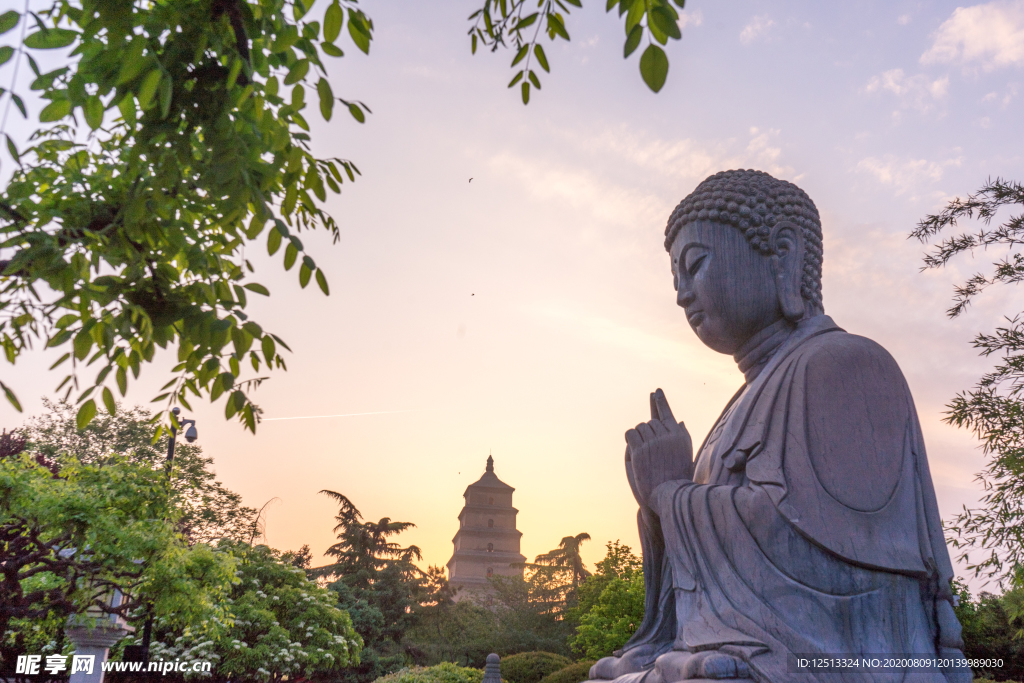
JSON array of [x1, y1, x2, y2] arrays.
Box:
[[547, 13, 571, 41], [267, 226, 282, 255], [76, 399, 97, 429], [321, 42, 344, 57], [348, 14, 371, 54], [324, 1, 343, 42], [639, 44, 669, 92], [262, 336, 276, 363], [348, 102, 364, 123], [514, 13, 539, 31], [137, 69, 162, 110], [508, 71, 524, 88], [623, 24, 643, 57], [116, 366, 127, 395], [522, 81, 530, 104], [534, 44, 550, 73], [159, 75, 173, 118], [102, 386, 117, 415], [284, 59, 310, 85], [73, 330, 92, 360], [49, 353, 70, 370], [299, 263, 312, 288], [673, 0, 685, 7], [0, 11, 19, 36], [624, 0, 645, 33], [317, 78, 334, 120], [244, 283, 271, 296], [39, 99, 71, 122], [5, 134, 19, 164], [11, 93, 25, 118], [117, 94, 136, 127], [511, 44, 529, 67], [284, 242, 298, 270], [84, 95, 103, 130], [1, 381, 21, 412], [0, 46, 13, 67], [316, 268, 330, 295], [651, 7, 682, 39], [24, 28, 77, 49]]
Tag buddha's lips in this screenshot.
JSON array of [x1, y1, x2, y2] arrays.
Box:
[[687, 310, 705, 327]]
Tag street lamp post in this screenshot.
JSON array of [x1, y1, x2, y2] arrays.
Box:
[[122, 407, 198, 668]]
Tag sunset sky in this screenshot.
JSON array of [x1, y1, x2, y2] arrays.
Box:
[[2, 0, 1024, 588]]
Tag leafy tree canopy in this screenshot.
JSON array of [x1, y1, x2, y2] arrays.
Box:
[[136, 540, 362, 683], [315, 490, 426, 683], [0, 450, 237, 671], [23, 398, 258, 544], [566, 541, 642, 660]]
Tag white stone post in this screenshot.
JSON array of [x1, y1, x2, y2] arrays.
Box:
[[64, 589, 133, 683]]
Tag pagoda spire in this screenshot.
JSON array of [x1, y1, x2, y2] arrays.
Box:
[[486, 453, 494, 473]]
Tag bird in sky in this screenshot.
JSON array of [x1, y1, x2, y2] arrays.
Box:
[[469, 178, 473, 183]]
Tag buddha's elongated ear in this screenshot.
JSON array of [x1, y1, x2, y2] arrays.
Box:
[[768, 221, 806, 323]]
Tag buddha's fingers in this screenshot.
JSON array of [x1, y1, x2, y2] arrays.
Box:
[[625, 428, 644, 456], [653, 388, 678, 428]]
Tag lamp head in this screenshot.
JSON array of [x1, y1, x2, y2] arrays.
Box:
[[184, 423, 198, 443]]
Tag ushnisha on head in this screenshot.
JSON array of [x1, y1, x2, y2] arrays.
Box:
[[666, 170, 825, 355]]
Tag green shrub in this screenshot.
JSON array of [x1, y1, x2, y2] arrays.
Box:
[[537, 661, 596, 683], [500, 652, 572, 683], [375, 663, 484, 683]]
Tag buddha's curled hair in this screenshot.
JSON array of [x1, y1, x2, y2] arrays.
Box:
[[665, 169, 824, 310]]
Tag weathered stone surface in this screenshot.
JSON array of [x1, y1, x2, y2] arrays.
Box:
[[587, 170, 970, 683]]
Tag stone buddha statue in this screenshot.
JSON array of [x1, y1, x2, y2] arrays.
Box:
[[588, 170, 969, 683]]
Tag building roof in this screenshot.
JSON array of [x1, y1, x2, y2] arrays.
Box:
[[464, 455, 514, 493]]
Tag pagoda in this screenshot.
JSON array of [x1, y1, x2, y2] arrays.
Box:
[[446, 455, 526, 595]]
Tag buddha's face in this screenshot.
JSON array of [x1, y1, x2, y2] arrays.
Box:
[[670, 220, 784, 355]]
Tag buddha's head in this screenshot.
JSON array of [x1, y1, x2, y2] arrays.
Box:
[[665, 169, 824, 355]]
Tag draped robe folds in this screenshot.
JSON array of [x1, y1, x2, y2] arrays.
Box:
[[593, 316, 970, 683]]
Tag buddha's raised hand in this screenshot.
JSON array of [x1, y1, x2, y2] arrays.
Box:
[[625, 388, 694, 510]]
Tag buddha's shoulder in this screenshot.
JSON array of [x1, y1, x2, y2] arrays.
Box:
[[794, 328, 905, 384]]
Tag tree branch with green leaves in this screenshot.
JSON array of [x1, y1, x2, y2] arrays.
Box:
[[0, 0, 373, 433], [913, 177, 1024, 585], [469, 0, 687, 103]]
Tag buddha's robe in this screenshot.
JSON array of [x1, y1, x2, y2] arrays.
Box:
[[594, 315, 969, 683]]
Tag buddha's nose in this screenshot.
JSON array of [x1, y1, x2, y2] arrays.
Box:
[[678, 287, 695, 308]]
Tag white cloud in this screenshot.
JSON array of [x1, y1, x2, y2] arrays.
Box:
[[898, 14, 912, 25], [679, 10, 703, 29], [863, 68, 949, 112], [740, 15, 775, 45], [921, 0, 1024, 70], [855, 155, 962, 195]]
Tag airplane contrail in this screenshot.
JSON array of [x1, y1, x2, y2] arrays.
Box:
[[262, 410, 417, 422]]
